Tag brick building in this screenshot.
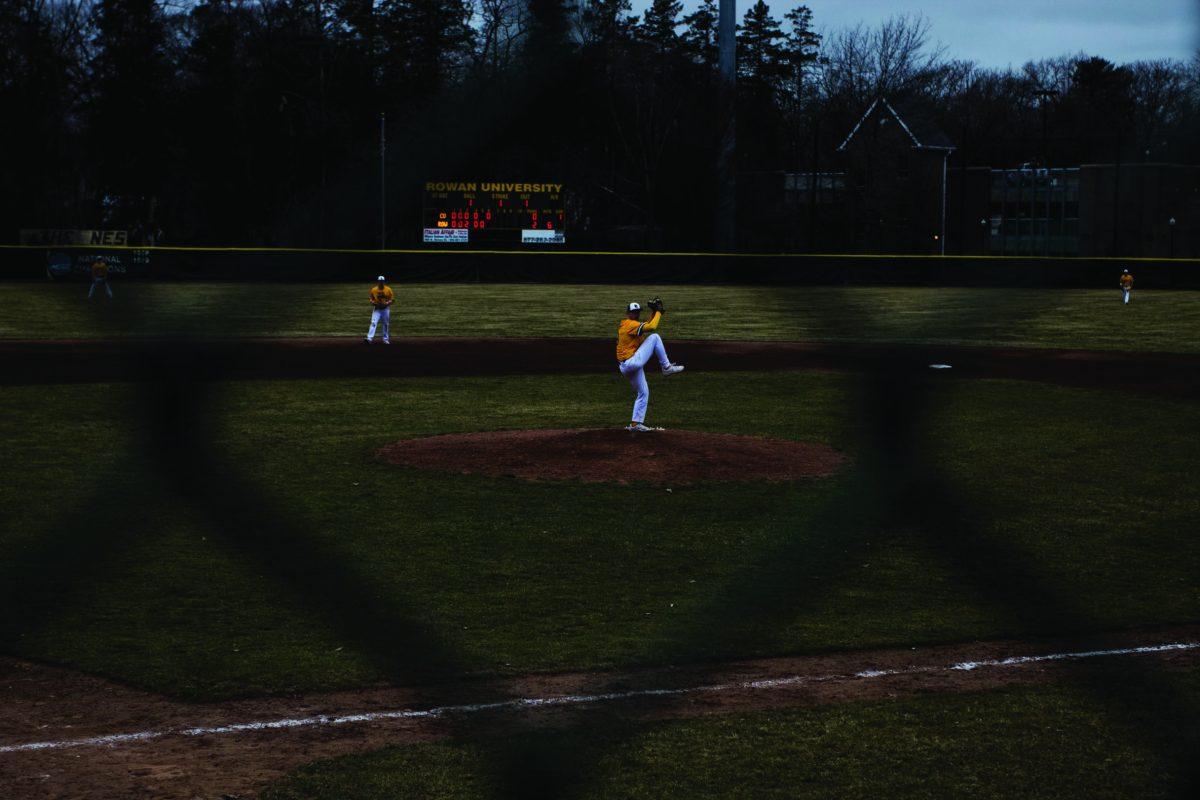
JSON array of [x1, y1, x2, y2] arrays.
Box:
[[834, 98, 955, 255], [949, 163, 1200, 258], [767, 97, 1200, 257]]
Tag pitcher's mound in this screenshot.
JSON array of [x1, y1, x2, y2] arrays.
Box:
[[377, 428, 846, 485]]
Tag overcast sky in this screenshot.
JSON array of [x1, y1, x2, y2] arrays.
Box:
[[634, 0, 1199, 68]]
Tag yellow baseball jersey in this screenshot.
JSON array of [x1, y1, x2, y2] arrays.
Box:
[[1120, 274, 1134, 289], [369, 285, 394, 306], [616, 311, 661, 362], [91, 261, 108, 280]]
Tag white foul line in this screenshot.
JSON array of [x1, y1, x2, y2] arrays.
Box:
[[2, 641, 1196, 755]]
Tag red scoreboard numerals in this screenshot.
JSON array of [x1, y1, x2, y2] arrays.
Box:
[[424, 185, 564, 240]]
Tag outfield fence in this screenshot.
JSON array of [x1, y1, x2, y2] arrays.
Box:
[[2, 244, 1199, 287]]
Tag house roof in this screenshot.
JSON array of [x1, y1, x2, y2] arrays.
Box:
[[837, 97, 956, 152]]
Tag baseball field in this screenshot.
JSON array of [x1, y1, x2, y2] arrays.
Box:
[[1, 281, 1198, 798]]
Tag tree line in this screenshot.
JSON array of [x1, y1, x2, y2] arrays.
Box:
[[3, 0, 1197, 249]]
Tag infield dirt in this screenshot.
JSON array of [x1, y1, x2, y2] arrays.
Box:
[[376, 428, 847, 485], [3, 337, 1198, 399]]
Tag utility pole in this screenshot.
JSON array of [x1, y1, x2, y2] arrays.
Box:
[[1112, 132, 1121, 256], [380, 112, 386, 250], [808, 118, 819, 252], [716, 0, 736, 252], [317, 0, 327, 247], [940, 151, 949, 256], [1033, 88, 1054, 256]]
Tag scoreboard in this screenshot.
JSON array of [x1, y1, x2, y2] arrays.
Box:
[[422, 181, 565, 244]]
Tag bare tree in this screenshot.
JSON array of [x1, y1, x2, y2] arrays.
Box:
[[472, 0, 529, 77], [1021, 55, 1077, 96], [1127, 59, 1196, 159], [818, 13, 947, 106]]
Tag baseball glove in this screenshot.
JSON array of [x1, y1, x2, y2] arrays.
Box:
[[647, 296, 665, 313]]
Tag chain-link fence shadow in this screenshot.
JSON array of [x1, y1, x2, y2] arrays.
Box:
[[2, 276, 1197, 799]]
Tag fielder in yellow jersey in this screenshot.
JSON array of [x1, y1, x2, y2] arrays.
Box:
[[365, 275, 394, 344], [1120, 269, 1134, 305], [87, 257, 112, 300], [616, 298, 684, 431]]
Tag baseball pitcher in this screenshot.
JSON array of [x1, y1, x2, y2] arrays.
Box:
[[365, 275, 393, 344], [616, 297, 684, 431]]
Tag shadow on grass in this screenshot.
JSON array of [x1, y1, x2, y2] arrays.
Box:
[[5, 283, 1196, 800], [460, 288, 1200, 799]]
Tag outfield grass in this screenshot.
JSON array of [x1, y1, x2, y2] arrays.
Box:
[[1, 282, 1197, 352], [1, 371, 1197, 699], [261, 674, 1200, 799]]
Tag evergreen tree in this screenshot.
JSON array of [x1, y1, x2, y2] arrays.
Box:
[[527, 0, 571, 44], [734, 0, 788, 172], [1063, 56, 1136, 161], [638, 0, 681, 52], [680, 0, 717, 69], [0, 1, 88, 228], [783, 5, 821, 92], [737, 0, 787, 86], [379, 0, 473, 99], [178, 0, 256, 239], [88, 0, 174, 217], [578, 0, 637, 49]]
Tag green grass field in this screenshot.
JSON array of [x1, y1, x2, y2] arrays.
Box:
[[2, 372, 1197, 698], [2, 282, 1197, 796], [261, 676, 1200, 799], [1, 282, 1197, 352]]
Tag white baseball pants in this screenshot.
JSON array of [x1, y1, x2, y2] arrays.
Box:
[[1123, 289, 1131, 304], [619, 333, 671, 424], [367, 307, 390, 342], [88, 279, 112, 299]]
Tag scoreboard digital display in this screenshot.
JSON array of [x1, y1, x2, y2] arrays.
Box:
[[423, 181, 565, 244]]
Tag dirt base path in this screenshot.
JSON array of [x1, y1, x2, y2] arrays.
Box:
[[3, 627, 1198, 800], [2, 337, 1198, 399]]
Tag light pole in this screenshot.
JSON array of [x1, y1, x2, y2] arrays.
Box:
[[939, 150, 949, 256], [380, 112, 386, 250], [716, 0, 737, 252], [1032, 88, 1055, 168]]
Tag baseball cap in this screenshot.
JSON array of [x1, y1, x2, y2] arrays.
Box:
[[628, 302, 641, 312], [377, 275, 386, 281]]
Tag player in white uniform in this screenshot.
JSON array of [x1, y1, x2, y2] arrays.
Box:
[[365, 275, 393, 344], [1120, 269, 1134, 304], [88, 257, 113, 300], [616, 298, 684, 431]]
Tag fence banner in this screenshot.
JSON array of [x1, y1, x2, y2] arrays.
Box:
[[521, 230, 565, 244], [44, 249, 151, 279], [423, 228, 469, 244], [20, 229, 129, 246]]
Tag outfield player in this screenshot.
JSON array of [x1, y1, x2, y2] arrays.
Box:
[[617, 297, 683, 431], [365, 275, 393, 344], [1120, 269, 1134, 304], [87, 257, 113, 300]]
